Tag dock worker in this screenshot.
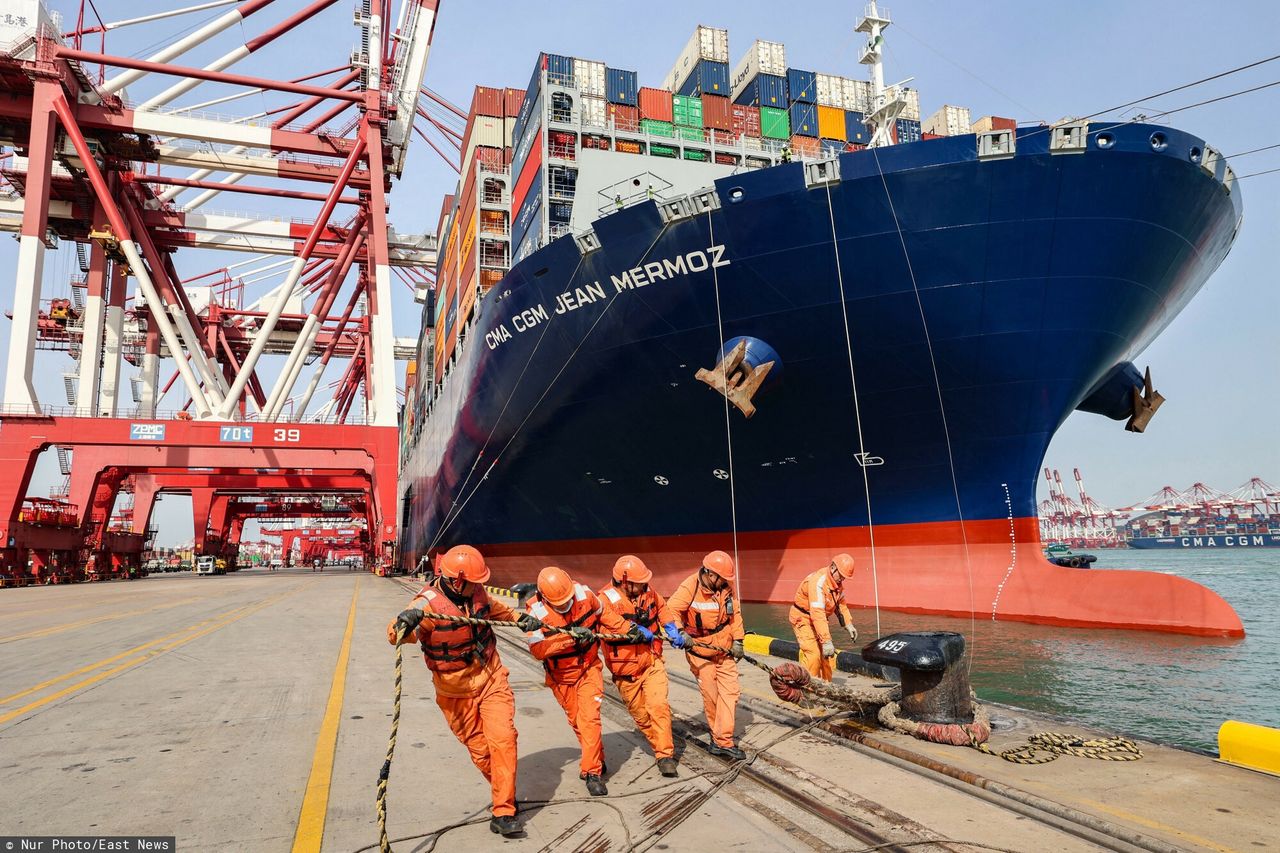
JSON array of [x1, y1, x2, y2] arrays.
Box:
[[525, 566, 647, 797], [388, 544, 542, 838], [615, 193, 624, 210], [789, 553, 859, 680], [598, 556, 679, 777], [667, 550, 746, 760]]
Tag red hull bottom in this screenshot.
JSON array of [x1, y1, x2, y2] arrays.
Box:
[[476, 518, 1244, 638]]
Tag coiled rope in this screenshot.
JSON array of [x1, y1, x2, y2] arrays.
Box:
[[968, 731, 1143, 765]]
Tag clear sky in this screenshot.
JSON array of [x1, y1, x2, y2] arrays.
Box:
[[2, 0, 1277, 544]]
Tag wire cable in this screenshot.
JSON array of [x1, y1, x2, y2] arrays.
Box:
[[704, 207, 741, 585]]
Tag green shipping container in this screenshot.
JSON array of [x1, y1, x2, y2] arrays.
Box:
[[677, 125, 705, 143], [760, 106, 790, 140], [683, 149, 709, 162], [641, 119, 674, 138], [650, 144, 678, 158], [672, 94, 703, 128]]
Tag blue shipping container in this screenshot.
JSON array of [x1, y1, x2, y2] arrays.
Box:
[[676, 59, 730, 97], [789, 102, 817, 137], [733, 73, 787, 108], [895, 118, 922, 144], [511, 172, 543, 251], [547, 53, 574, 86], [549, 200, 573, 223], [606, 67, 638, 105], [787, 68, 816, 103], [845, 110, 869, 145]]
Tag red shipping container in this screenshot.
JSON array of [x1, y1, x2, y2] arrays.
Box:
[[582, 134, 612, 150], [470, 86, 504, 118], [790, 134, 820, 158], [843, 142, 867, 152], [921, 132, 944, 140], [608, 103, 639, 131], [504, 88, 525, 117], [701, 94, 732, 131], [730, 105, 761, 138], [714, 152, 740, 166], [711, 128, 738, 146], [638, 87, 673, 122]]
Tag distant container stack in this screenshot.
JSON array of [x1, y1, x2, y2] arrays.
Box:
[[664, 25, 730, 96], [923, 105, 972, 136]]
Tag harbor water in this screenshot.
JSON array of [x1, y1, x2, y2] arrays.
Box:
[[743, 549, 1279, 752]]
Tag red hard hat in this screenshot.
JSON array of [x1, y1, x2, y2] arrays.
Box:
[[612, 555, 652, 584], [701, 550, 735, 580], [438, 545, 490, 583], [831, 553, 856, 579], [537, 566, 576, 608]]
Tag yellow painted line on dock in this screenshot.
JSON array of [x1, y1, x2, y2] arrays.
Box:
[[0, 604, 255, 707], [0, 584, 306, 728], [1077, 797, 1241, 853], [291, 578, 361, 853], [0, 594, 204, 644]]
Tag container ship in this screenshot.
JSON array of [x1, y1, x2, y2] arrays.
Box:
[[398, 7, 1246, 636]]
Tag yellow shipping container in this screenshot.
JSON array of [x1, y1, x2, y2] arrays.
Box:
[[817, 105, 846, 141]]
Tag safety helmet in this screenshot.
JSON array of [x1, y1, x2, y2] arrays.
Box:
[[701, 550, 735, 580], [537, 566, 576, 608], [612, 555, 652, 585], [437, 544, 490, 584], [831, 553, 856, 579]]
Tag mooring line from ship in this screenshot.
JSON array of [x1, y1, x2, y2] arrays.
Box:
[[868, 147, 978, 669], [424, 220, 675, 552], [821, 178, 883, 639], [426, 250, 592, 555], [702, 206, 742, 585]]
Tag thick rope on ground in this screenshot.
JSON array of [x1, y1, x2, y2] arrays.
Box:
[[968, 730, 1142, 764], [878, 699, 992, 746]]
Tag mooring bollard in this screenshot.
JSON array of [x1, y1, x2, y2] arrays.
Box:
[[862, 631, 973, 724]]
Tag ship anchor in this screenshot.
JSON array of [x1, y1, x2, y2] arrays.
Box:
[[695, 339, 774, 419], [1125, 366, 1165, 433]]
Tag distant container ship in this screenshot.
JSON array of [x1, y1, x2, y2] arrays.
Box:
[[1129, 534, 1280, 550], [398, 8, 1246, 636]]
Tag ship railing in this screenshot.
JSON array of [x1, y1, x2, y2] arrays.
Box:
[[0, 404, 370, 425]]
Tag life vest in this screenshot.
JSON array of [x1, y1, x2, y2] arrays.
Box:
[[417, 585, 495, 673], [682, 577, 735, 659], [599, 584, 657, 678], [527, 586, 603, 677]]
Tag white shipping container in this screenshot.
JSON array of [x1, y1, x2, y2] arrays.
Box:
[[841, 78, 871, 113], [815, 73, 844, 108], [922, 104, 971, 136], [730, 40, 786, 101], [575, 58, 607, 97], [462, 115, 504, 173], [664, 24, 729, 92], [580, 95, 608, 129], [902, 87, 921, 120]]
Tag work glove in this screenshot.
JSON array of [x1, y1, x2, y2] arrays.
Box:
[[821, 640, 837, 658], [395, 608, 425, 636], [628, 622, 654, 643], [516, 613, 543, 632], [663, 622, 686, 648], [846, 624, 859, 643], [729, 639, 744, 661], [567, 626, 595, 645]]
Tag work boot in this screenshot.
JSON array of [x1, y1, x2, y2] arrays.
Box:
[[708, 742, 746, 761], [489, 815, 522, 837], [657, 758, 678, 778], [584, 773, 608, 796]]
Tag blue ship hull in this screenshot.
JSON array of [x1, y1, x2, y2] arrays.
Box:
[[401, 123, 1245, 635], [1129, 534, 1280, 549]]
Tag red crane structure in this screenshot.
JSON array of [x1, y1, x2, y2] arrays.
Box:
[[0, 0, 442, 585]]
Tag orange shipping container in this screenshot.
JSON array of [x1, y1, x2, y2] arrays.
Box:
[[817, 105, 846, 141], [790, 134, 821, 158]]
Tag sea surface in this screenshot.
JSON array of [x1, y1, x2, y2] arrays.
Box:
[[742, 549, 1279, 752]]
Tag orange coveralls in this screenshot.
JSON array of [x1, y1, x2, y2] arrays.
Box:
[[598, 582, 676, 760], [668, 573, 744, 749], [789, 567, 854, 680], [525, 583, 631, 777], [386, 583, 519, 817]]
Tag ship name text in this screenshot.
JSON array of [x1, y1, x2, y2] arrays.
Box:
[[485, 244, 731, 351]]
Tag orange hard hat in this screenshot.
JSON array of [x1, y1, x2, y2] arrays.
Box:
[[438, 544, 490, 583], [701, 550, 735, 580], [612, 555, 652, 584], [831, 553, 856, 579], [537, 566, 576, 607]]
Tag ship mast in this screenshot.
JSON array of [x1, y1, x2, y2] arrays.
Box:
[[856, 1, 906, 148]]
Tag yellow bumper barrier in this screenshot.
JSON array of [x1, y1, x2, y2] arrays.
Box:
[[1218, 720, 1280, 777]]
